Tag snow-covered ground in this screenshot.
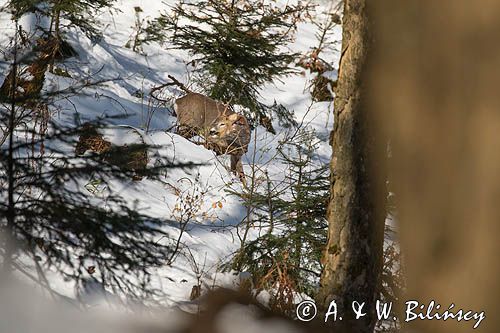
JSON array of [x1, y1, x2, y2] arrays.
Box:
[[0, 0, 342, 309]]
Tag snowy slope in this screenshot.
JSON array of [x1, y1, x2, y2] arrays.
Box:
[[0, 0, 342, 307]]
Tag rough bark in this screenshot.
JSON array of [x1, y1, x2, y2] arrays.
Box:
[[317, 1, 385, 332], [368, 1, 500, 333]]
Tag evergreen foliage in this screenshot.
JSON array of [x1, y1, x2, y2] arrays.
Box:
[[147, 0, 309, 131], [227, 128, 329, 312], [0, 119, 179, 302], [7, 0, 116, 41], [0, 28, 191, 303]]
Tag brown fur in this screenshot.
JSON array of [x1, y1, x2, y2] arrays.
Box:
[[174, 93, 251, 185]]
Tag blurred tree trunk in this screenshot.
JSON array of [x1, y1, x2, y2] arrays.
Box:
[[317, 1, 386, 332], [368, 1, 500, 333]]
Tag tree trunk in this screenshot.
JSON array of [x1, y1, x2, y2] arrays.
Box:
[[368, 1, 500, 333], [317, 1, 385, 332]]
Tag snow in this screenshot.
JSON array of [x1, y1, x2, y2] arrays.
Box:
[[0, 0, 342, 313]]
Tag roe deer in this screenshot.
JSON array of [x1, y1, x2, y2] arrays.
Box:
[[174, 92, 251, 185]]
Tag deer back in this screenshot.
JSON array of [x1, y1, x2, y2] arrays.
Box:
[[174, 92, 234, 134]]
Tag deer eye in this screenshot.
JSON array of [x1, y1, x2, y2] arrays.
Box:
[[218, 123, 226, 127]]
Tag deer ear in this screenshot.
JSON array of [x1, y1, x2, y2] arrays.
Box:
[[235, 115, 247, 125]]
